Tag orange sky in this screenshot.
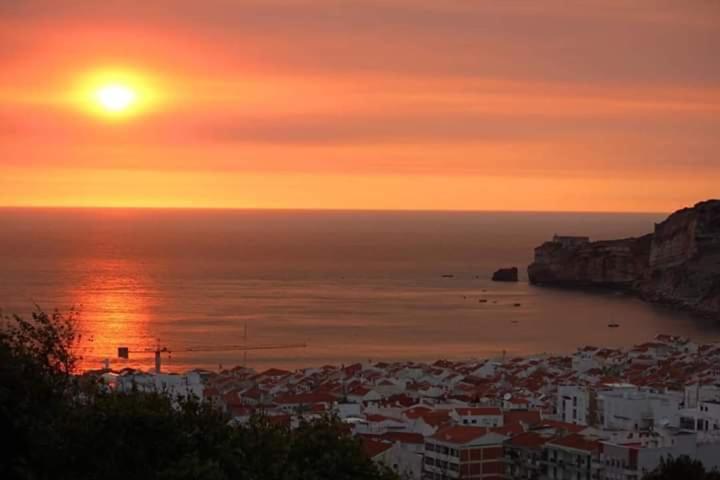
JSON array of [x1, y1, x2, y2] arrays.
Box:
[[1, 1, 719, 212]]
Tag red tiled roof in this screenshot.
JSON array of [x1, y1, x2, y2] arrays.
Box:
[[343, 363, 363, 375], [362, 437, 393, 458], [381, 432, 425, 444], [385, 394, 415, 407], [365, 414, 403, 423], [454, 407, 502, 416], [548, 434, 600, 453], [533, 420, 585, 434], [258, 368, 291, 377], [203, 387, 220, 398], [274, 392, 337, 405], [223, 391, 244, 407], [462, 375, 492, 385], [403, 406, 433, 419], [504, 410, 542, 426], [350, 386, 372, 396], [508, 396, 529, 404], [431, 426, 490, 445], [507, 431, 550, 449], [243, 387, 264, 399], [493, 423, 524, 436], [420, 411, 451, 428]]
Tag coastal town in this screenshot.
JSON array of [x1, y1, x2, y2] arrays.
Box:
[[93, 334, 720, 480]]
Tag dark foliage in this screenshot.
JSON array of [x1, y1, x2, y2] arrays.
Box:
[[643, 455, 720, 480], [1, 308, 398, 480]]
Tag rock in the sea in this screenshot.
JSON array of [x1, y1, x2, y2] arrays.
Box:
[[527, 200, 720, 316], [492, 267, 519, 282]]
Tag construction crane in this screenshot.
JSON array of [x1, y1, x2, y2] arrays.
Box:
[[118, 342, 307, 373], [118, 339, 307, 373]]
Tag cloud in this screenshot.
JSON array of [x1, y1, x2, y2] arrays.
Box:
[[1, 0, 719, 210], [1, 1, 719, 86]]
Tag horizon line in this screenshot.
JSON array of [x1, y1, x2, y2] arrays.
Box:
[[0, 205, 672, 215]]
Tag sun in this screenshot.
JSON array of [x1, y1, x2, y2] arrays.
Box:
[[73, 68, 163, 119], [96, 84, 137, 112]]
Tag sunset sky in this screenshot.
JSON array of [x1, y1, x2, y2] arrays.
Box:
[[1, 1, 718, 212]]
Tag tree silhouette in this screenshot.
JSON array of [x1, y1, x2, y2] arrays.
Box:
[[643, 456, 720, 480], [1, 308, 399, 480]]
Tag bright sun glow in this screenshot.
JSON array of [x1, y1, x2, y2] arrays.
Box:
[[74, 68, 164, 119], [96, 84, 137, 112]]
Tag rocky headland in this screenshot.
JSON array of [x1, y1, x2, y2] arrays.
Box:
[[528, 200, 720, 317]]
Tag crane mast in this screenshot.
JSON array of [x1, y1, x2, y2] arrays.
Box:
[[118, 341, 306, 373]]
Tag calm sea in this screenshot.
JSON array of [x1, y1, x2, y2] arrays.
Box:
[[0, 208, 717, 372]]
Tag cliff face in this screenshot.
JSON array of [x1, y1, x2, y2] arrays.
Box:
[[528, 200, 720, 316], [528, 235, 652, 288], [640, 200, 720, 314]]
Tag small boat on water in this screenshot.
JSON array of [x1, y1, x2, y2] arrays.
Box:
[[608, 323, 620, 328]]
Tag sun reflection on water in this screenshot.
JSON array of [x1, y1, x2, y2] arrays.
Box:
[[73, 258, 154, 371]]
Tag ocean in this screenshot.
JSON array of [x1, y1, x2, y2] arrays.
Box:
[[0, 208, 717, 372]]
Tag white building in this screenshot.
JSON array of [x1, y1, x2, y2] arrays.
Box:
[[599, 388, 682, 431], [450, 407, 504, 427], [544, 434, 601, 480], [423, 426, 507, 480], [680, 400, 720, 433], [683, 384, 720, 409], [115, 371, 204, 399], [600, 429, 720, 480], [557, 385, 592, 425]]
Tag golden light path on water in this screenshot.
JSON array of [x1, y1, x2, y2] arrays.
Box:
[[73, 257, 153, 371]]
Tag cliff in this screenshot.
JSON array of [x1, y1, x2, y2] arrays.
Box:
[[528, 200, 720, 316]]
